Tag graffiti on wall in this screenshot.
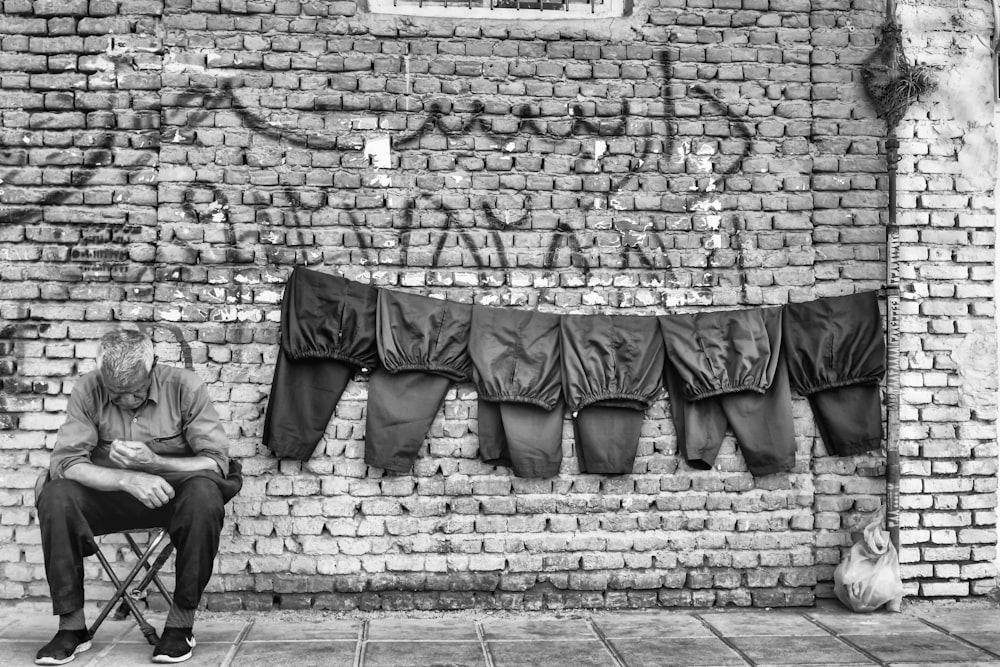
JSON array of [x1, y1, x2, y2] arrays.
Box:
[[153, 48, 754, 288], [0, 45, 756, 299]]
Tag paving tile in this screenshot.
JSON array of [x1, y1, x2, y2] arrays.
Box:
[[887, 663, 1000, 667], [117, 616, 248, 643], [0, 614, 18, 635], [489, 639, 618, 667], [608, 636, 749, 666], [729, 635, 876, 665], [808, 612, 933, 635], [594, 612, 714, 638], [700, 611, 827, 637], [0, 639, 109, 667], [363, 640, 485, 667], [81, 639, 232, 666], [233, 640, 356, 666], [886, 664, 1000, 667], [367, 617, 479, 641], [919, 609, 1000, 635], [842, 632, 999, 664], [247, 618, 360, 641], [955, 633, 1000, 658], [0, 615, 69, 640], [481, 618, 593, 640]]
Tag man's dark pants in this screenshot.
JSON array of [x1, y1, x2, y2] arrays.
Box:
[[37, 477, 225, 616]]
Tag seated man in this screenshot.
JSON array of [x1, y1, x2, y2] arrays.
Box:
[[35, 329, 241, 665]]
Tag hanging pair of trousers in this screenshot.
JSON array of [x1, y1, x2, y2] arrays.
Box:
[[660, 307, 796, 477], [782, 291, 886, 455], [37, 465, 241, 616], [364, 290, 473, 473], [262, 268, 379, 461], [560, 314, 665, 474], [470, 306, 565, 478]]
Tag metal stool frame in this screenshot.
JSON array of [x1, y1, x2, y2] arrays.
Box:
[[89, 528, 174, 645]]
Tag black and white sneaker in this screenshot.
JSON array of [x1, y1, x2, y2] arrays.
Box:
[[35, 629, 92, 665], [151, 627, 196, 664]]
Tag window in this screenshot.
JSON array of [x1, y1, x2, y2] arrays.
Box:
[[369, 0, 626, 19]]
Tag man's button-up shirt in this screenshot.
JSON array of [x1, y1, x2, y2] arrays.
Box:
[[49, 364, 230, 480]]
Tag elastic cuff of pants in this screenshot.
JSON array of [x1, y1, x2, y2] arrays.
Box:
[[166, 605, 196, 629], [481, 455, 513, 468], [364, 456, 414, 474], [578, 464, 634, 474], [264, 439, 318, 461], [747, 457, 796, 477], [828, 438, 881, 456], [52, 601, 85, 617], [684, 456, 716, 471], [510, 465, 561, 478], [58, 609, 86, 631]]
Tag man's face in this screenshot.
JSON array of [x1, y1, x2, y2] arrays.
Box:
[[103, 367, 153, 410]]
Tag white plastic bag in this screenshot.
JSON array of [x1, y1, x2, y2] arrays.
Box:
[[833, 508, 904, 613]]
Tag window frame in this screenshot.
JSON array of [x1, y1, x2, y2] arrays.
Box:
[[368, 0, 626, 20]]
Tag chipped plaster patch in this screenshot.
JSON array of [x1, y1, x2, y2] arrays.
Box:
[[704, 234, 723, 249], [594, 139, 607, 161], [689, 154, 713, 173], [662, 292, 688, 308], [494, 208, 527, 227], [957, 126, 997, 191], [951, 328, 998, 409], [614, 217, 651, 247], [210, 306, 263, 323], [364, 135, 391, 169], [670, 139, 689, 163], [256, 289, 282, 304], [690, 198, 722, 213], [208, 200, 228, 223]]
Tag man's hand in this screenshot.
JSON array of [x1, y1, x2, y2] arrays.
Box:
[[107, 439, 223, 477], [109, 439, 160, 471], [119, 471, 175, 509]]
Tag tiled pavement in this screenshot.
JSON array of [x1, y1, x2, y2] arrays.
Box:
[[1, 600, 998, 666]]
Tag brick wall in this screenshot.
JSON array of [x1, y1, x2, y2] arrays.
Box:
[[0, 0, 996, 610]]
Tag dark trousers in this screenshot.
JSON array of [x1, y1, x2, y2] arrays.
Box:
[[364, 367, 451, 473], [263, 347, 355, 460], [665, 354, 797, 477], [38, 476, 226, 616], [478, 399, 565, 478], [572, 404, 646, 474]]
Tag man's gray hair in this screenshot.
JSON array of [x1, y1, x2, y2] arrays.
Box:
[[97, 329, 154, 386]]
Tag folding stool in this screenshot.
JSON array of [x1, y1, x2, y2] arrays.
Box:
[[35, 473, 175, 645], [90, 528, 175, 645]]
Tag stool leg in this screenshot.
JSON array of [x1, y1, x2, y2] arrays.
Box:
[[114, 534, 174, 620], [90, 532, 169, 645]]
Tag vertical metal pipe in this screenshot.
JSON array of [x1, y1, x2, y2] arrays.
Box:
[[884, 131, 901, 552]]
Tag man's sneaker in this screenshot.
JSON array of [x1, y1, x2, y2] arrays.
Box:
[[35, 628, 92, 665], [151, 627, 196, 664]]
